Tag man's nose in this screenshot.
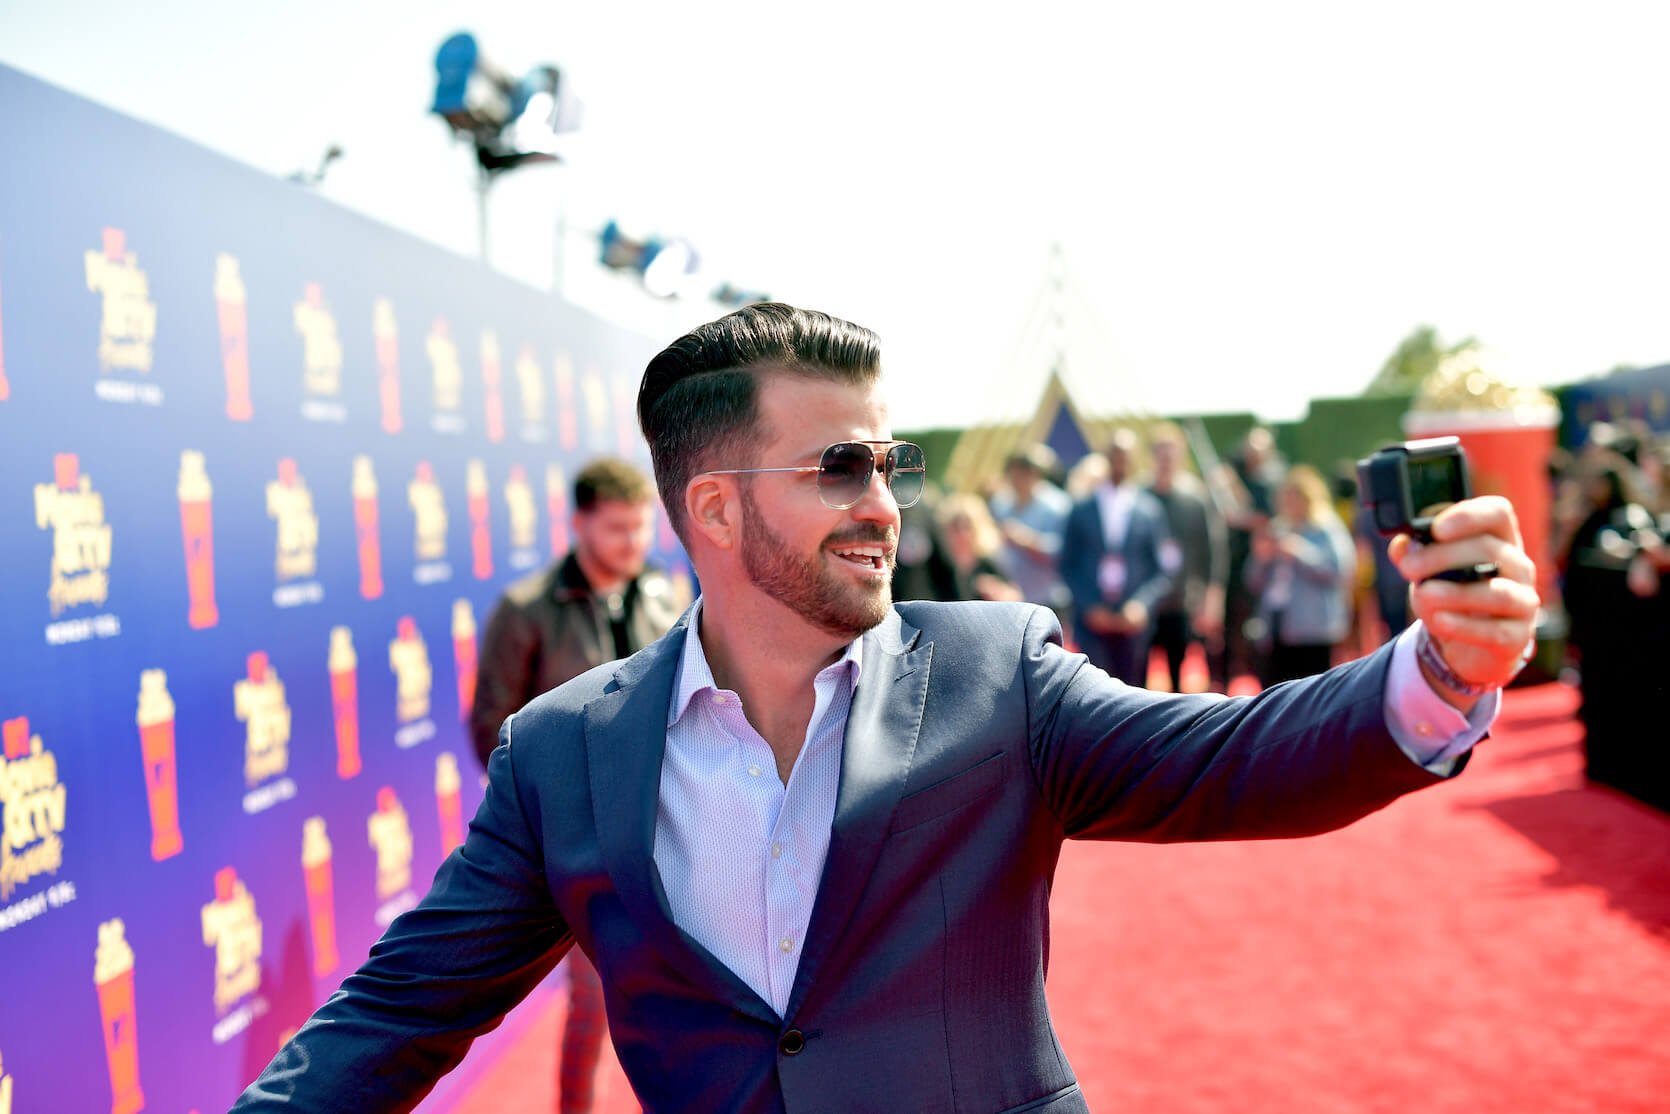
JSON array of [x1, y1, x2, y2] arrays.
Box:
[[849, 462, 900, 524]]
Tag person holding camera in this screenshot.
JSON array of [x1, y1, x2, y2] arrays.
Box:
[[237, 304, 1541, 1114]]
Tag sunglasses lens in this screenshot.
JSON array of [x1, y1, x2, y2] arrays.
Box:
[[886, 443, 926, 508], [817, 442, 875, 508]]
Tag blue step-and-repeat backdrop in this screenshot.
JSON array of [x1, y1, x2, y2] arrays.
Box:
[[0, 64, 686, 1112]]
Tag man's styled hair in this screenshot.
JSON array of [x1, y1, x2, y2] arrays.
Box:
[[573, 457, 655, 513], [637, 303, 881, 539]]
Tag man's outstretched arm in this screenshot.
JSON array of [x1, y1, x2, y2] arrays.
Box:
[[234, 719, 570, 1112], [1025, 497, 1539, 843]]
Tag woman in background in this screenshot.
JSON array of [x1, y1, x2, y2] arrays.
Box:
[[1245, 464, 1356, 685], [938, 493, 1023, 602]]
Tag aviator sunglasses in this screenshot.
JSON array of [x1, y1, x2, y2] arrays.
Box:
[[702, 440, 927, 510]]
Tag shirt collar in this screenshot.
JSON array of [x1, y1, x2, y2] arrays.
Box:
[[668, 597, 864, 728]]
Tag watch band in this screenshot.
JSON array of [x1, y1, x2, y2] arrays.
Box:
[[1415, 624, 1534, 697]]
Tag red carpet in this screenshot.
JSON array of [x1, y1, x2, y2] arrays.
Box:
[[441, 682, 1670, 1112]]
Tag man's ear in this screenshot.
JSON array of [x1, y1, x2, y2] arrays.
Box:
[[685, 475, 736, 549]]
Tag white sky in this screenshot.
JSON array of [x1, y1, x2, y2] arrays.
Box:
[[5, 1, 1669, 431]]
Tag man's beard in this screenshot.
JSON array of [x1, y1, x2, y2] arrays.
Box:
[[740, 484, 894, 640]]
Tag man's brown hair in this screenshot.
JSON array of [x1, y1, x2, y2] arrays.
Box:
[[573, 457, 654, 513], [636, 303, 881, 540]]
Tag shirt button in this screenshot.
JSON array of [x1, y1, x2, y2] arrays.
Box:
[[711, 693, 727, 706], [1416, 722, 1434, 737], [748, 764, 762, 778], [771, 842, 783, 859], [779, 937, 794, 953]]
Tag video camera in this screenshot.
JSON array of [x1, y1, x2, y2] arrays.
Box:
[[1356, 436, 1495, 583]]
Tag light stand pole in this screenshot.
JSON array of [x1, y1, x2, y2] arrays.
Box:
[[476, 164, 492, 264]]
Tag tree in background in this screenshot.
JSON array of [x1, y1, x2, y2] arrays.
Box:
[[1365, 325, 1479, 396]]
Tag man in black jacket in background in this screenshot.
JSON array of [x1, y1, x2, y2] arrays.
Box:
[[469, 455, 680, 1114]]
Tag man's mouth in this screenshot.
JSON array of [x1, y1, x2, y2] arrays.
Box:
[[829, 543, 890, 571]]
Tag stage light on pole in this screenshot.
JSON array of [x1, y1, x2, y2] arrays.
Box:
[[598, 221, 701, 298], [429, 31, 579, 261]]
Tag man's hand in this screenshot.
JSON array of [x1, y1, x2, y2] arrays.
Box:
[[1192, 584, 1225, 641], [1084, 601, 1147, 635], [1389, 496, 1540, 708], [1083, 604, 1124, 635]]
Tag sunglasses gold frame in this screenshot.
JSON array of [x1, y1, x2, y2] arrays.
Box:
[[700, 440, 926, 510]]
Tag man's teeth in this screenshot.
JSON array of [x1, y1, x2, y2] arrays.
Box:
[[832, 545, 885, 568]]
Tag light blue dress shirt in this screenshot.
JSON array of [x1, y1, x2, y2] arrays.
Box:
[[653, 600, 1490, 1015], [656, 600, 861, 1017]]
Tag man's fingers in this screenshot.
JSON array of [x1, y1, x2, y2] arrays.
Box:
[[1419, 610, 1535, 652], [1429, 495, 1523, 549], [1412, 576, 1540, 617], [1397, 533, 1537, 588]]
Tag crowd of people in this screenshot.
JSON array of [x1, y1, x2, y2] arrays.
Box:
[[894, 423, 1382, 695], [889, 416, 1668, 812]]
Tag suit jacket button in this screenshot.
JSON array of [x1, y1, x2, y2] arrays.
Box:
[[778, 1029, 806, 1056]]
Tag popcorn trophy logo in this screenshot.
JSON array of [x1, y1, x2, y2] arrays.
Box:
[[267, 458, 319, 582], [452, 600, 478, 722], [545, 463, 570, 558], [0, 1047, 12, 1114], [553, 352, 579, 450], [427, 318, 462, 418], [581, 366, 611, 452], [372, 298, 402, 434], [34, 454, 113, 617], [368, 788, 413, 899], [215, 254, 253, 420], [409, 462, 449, 563], [435, 753, 464, 856], [84, 227, 157, 375], [327, 628, 361, 780], [514, 345, 545, 433], [94, 919, 144, 1114], [234, 653, 291, 788], [136, 672, 183, 861], [178, 451, 219, 629], [467, 460, 493, 580], [201, 867, 263, 1015], [301, 818, 339, 977], [293, 282, 343, 399], [352, 456, 384, 600], [505, 464, 538, 553], [389, 619, 432, 723], [1, 716, 67, 901], [480, 330, 506, 443]]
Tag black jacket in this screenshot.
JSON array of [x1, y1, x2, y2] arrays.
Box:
[[469, 553, 681, 768]]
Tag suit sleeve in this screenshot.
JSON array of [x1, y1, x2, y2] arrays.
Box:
[[470, 597, 537, 769], [232, 718, 571, 1112], [1021, 608, 1455, 843]]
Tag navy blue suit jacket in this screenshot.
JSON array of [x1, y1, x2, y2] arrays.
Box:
[[235, 602, 1453, 1113]]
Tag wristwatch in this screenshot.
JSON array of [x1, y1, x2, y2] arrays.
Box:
[[1416, 625, 1534, 697]]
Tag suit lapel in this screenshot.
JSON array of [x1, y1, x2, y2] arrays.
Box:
[[783, 610, 932, 1022], [585, 612, 778, 1023]]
